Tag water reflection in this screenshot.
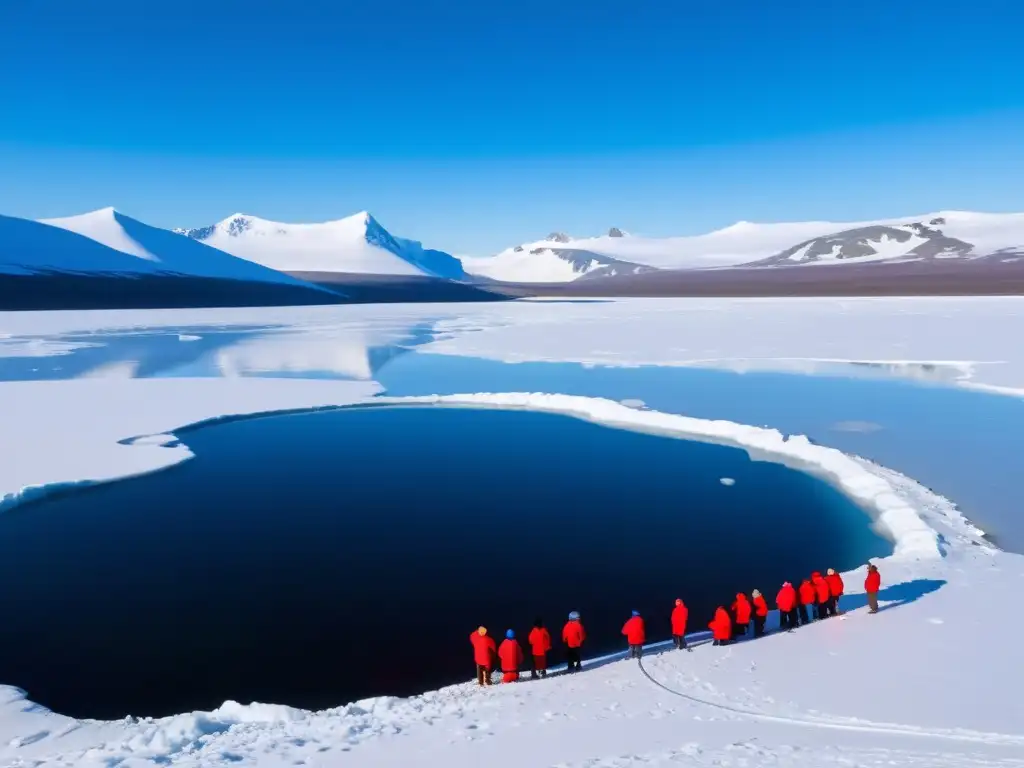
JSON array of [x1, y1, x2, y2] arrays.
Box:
[[0, 321, 439, 381]]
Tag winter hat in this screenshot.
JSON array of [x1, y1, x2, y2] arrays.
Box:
[[827, 568, 836, 575], [477, 626, 487, 635], [752, 589, 761, 597], [506, 629, 515, 639], [783, 582, 792, 587], [631, 610, 641, 617], [534, 617, 544, 628], [568, 611, 580, 620]]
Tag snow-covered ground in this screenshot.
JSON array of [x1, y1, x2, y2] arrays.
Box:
[[0, 297, 1022, 766]]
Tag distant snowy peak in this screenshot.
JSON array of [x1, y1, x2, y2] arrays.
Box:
[[33, 208, 319, 286], [747, 212, 1024, 267], [176, 212, 465, 280]]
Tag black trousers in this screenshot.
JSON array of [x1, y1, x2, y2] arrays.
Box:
[[782, 608, 799, 629], [566, 648, 582, 671], [672, 634, 687, 649], [628, 644, 643, 659], [476, 664, 492, 686], [798, 604, 810, 624], [753, 615, 766, 638], [815, 601, 828, 620]]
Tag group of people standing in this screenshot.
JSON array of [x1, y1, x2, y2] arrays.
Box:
[[470, 564, 882, 684]]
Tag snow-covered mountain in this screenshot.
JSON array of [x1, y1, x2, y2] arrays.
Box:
[[462, 229, 660, 283], [0, 209, 341, 310], [748, 212, 1024, 267], [469, 212, 1024, 282], [176, 212, 466, 280]]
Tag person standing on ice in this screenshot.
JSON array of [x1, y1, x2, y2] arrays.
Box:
[[470, 626, 497, 686], [731, 592, 752, 638], [710, 605, 732, 645], [498, 629, 524, 683], [812, 571, 831, 620], [798, 578, 816, 625], [528, 618, 551, 679], [562, 611, 586, 672], [622, 610, 646, 659], [826, 568, 845, 616], [751, 589, 769, 638], [671, 598, 689, 650], [865, 563, 881, 614], [776, 581, 798, 631]]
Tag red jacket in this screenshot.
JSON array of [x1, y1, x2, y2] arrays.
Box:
[[865, 568, 881, 594], [732, 594, 752, 624], [671, 603, 689, 635], [470, 632, 497, 667], [528, 627, 551, 656], [622, 615, 646, 645], [562, 620, 586, 648], [776, 584, 797, 612], [709, 607, 732, 640], [826, 572, 845, 598], [752, 594, 769, 618], [798, 580, 816, 605], [812, 573, 830, 602], [498, 638, 524, 672]]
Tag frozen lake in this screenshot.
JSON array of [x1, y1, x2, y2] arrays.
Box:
[[1, 299, 1022, 549]]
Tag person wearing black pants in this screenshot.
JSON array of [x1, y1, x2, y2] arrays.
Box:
[[566, 648, 582, 672]]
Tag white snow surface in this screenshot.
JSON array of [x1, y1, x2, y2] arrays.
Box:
[[177, 212, 430, 276], [32, 209, 320, 286], [468, 210, 1024, 279], [0, 390, 1018, 766]]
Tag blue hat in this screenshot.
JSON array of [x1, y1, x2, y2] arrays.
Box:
[[631, 610, 640, 617], [568, 611, 580, 620], [506, 629, 515, 639]]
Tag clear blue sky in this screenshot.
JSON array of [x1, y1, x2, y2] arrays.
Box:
[[2, 0, 1023, 255]]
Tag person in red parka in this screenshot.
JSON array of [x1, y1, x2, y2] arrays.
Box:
[[498, 629, 524, 683], [776, 581, 798, 631], [798, 578, 816, 625], [622, 610, 646, 659], [470, 626, 497, 686], [751, 589, 769, 638], [562, 611, 586, 672], [826, 568, 845, 616], [811, 571, 830, 620], [528, 618, 552, 679], [731, 592, 752, 638], [709, 606, 732, 645], [865, 563, 882, 614], [671, 598, 689, 651]]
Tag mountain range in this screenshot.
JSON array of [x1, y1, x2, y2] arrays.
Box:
[[2, 207, 1024, 309]]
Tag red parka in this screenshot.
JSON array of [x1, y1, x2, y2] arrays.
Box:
[[812, 572, 830, 602], [562, 620, 586, 648], [826, 572, 845, 598], [752, 594, 769, 618], [798, 580, 816, 605], [732, 593, 752, 624], [709, 607, 732, 641], [528, 627, 552, 656], [865, 567, 881, 594], [498, 638, 524, 672], [671, 602, 689, 636], [470, 632, 497, 667], [622, 615, 646, 645], [776, 583, 797, 612]]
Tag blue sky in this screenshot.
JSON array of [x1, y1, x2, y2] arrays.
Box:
[[2, 0, 1023, 255]]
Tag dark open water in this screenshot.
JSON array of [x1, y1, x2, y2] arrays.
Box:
[[0, 406, 887, 719]]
